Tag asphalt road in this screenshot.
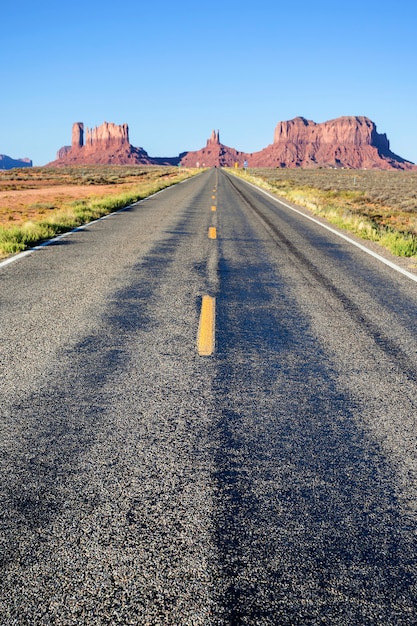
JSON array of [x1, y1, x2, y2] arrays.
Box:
[[1, 168, 417, 625]]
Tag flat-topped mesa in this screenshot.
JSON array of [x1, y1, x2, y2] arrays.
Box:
[[273, 116, 390, 150], [257, 115, 412, 169], [49, 115, 414, 169], [85, 121, 129, 149], [49, 120, 181, 166], [69, 121, 129, 151]]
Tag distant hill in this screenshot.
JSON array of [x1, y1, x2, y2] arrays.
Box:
[[0, 154, 32, 170]]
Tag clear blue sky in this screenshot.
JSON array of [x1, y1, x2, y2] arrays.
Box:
[[2, 0, 416, 166]]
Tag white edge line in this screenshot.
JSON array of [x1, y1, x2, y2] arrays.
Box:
[[0, 173, 199, 270], [239, 177, 417, 285], [0, 186, 171, 271]]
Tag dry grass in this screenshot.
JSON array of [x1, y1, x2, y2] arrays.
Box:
[[0, 165, 198, 257], [0, 184, 135, 225], [231, 168, 417, 258], [0, 166, 188, 225]]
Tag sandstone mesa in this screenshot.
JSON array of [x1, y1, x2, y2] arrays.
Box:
[[48, 121, 181, 167], [5, 117, 414, 170], [180, 116, 415, 170]]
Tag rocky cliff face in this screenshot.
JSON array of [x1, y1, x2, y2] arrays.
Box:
[[57, 146, 72, 159], [72, 122, 84, 149], [84, 122, 129, 149], [0, 154, 32, 169], [273, 116, 388, 146], [180, 117, 414, 170], [49, 116, 415, 170], [254, 116, 411, 169], [49, 121, 180, 166]]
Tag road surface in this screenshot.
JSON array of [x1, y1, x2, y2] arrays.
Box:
[[1, 168, 417, 624]]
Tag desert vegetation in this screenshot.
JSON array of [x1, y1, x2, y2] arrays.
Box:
[[0, 165, 197, 257], [3, 165, 417, 262], [232, 168, 417, 259]]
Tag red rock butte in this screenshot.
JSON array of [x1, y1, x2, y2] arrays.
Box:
[[48, 122, 180, 166], [47, 117, 415, 170], [181, 117, 415, 170], [263, 116, 413, 169], [180, 129, 249, 168]]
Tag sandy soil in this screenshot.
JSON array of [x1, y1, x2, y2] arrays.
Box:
[[0, 184, 135, 225]]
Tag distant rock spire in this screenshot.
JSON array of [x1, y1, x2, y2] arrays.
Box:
[[207, 129, 220, 146], [71, 122, 84, 149]]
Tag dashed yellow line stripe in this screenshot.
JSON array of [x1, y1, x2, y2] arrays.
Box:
[[211, 205, 217, 211], [197, 295, 216, 356], [208, 226, 217, 239]]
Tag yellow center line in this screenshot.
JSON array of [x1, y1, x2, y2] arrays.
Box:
[[208, 226, 217, 239], [212, 195, 216, 199], [197, 295, 216, 356], [211, 205, 217, 211]]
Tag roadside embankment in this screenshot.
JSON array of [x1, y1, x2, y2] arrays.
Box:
[[229, 168, 417, 261]]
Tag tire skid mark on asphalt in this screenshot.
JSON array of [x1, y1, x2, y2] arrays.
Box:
[[236, 173, 417, 285], [210, 173, 417, 621], [225, 172, 417, 383]]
